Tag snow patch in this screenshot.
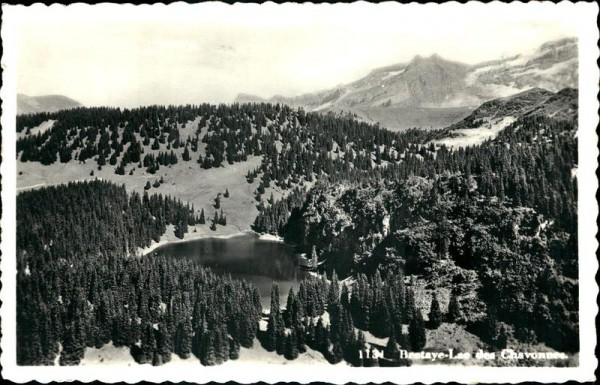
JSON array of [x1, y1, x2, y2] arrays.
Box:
[[19, 120, 56, 138], [382, 69, 405, 80], [81, 341, 136, 366], [257, 233, 284, 242], [53, 343, 63, 366], [382, 215, 390, 237], [431, 116, 516, 149]]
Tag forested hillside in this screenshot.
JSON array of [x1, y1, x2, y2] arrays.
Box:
[[16, 181, 432, 367], [17, 181, 262, 366], [16, 103, 439, 237], [16, 92, 579, 366], [16, 103, 437, 176], [269, 113, 578, 353]]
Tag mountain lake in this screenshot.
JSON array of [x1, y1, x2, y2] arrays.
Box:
[[152, 232, 309, 309]]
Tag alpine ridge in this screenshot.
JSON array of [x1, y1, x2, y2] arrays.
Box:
[[235, 38, 577, 131], [17, 94, 83, 115]]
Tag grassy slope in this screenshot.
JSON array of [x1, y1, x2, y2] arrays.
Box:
[[18, 155, 263, 238], [17, 118, 309, 241]]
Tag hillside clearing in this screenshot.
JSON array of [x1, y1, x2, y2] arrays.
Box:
[[18, 155, 264, 237], [430, 116, 515, 148]]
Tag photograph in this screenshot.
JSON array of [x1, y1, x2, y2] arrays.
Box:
[[1, 2, 597, 383]]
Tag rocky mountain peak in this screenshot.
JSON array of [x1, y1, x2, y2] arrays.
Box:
[[233, 37, 578, 131]]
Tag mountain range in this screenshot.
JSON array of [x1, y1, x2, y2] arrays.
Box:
[[236, 37, 578, 131], [17, 94, 82, 115]]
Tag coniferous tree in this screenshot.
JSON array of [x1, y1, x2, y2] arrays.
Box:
[[404, 288, 416, 325], [328, 271, 340, 310], [275, 329, 286, 356], [313, 316, 329, 353], [182, 146, 191, 161], [428, 294, 442, 329], [265, 283, 284, 352], [329, 340, 344, 364], [446, 292, 461, 323], [385, 326, 400, 358], [174, 318, 193, 359], [353, 330, 367, 367], [409, 310, 426, 351], [284, 330, 299, 360], [284, 287, 296, 328]]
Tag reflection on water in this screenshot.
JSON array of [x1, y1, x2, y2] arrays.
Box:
[[153, 232, 307, 308]]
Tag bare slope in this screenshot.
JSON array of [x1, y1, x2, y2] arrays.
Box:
[[17, 94, 83, 115], [431, 87, 577, 148]]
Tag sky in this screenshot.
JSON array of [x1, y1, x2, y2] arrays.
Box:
[[7, 2, 582, 108]]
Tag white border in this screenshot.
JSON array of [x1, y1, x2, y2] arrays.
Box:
[[1, 2, 598, 383]]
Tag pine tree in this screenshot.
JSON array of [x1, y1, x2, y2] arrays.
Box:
[[314, 317, 329, 353], [265, 283, 284, 352], [156, 323, 172, 365], [224, 188, 230, 198], [229, 338, 240, 360], [446, 292, 461, 323], [353, 330, 367, 367], [284, 330, 299, 360], [174, 318, 193, 359], [276, 329, 286, 355], [284, 287, 296, 327], [182, 146, 191, 161], [405, 288, 416, 324], [329, 340, 344, 364], [199, 208, 206, 224], [327, 271, 340, 310], [385, 326, 400, 358], [428, 294, 442, 329], [409, 310, 426, 351], [371, 299, 392, 338]]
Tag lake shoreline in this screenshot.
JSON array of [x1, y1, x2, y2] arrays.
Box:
[[140, 227, 260, 256]]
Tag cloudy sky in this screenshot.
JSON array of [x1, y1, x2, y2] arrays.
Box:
[[8, 2, 582, 108]]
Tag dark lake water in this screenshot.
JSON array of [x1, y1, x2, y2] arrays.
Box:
[[152, 232, 307, 308]]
